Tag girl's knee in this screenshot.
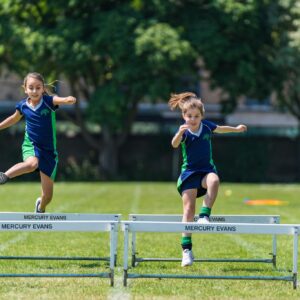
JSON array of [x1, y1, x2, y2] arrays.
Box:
[[209, 174, 220, 187], [25, 160, 38, 172]]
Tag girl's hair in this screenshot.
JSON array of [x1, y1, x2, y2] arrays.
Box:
[[168, 92, 205, 116], [23, 72, 54, 95]]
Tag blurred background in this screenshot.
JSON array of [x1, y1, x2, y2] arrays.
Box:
[[0, 0, 300, 183]]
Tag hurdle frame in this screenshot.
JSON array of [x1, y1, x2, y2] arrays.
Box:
[[122, 221, 299, 289], [129, 214, 279, 267], [0, 212, 120, 266], [0, 217, 119, 286]]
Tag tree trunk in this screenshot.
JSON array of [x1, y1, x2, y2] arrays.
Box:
[[99, 126, 119, 180]]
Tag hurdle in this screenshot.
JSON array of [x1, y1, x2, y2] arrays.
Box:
[[129, 214, 279, 267], [0, 213, 120, 286], [0, 212, 120, 265], [122, 221, 299, 289]]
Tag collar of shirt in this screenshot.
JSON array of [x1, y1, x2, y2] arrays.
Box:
[[26, 96, 44, 111], [188, 122, 203, 137]]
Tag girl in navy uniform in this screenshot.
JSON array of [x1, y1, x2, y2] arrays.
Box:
[[169, 92, 247, 267], [0, 72, 76, 213]]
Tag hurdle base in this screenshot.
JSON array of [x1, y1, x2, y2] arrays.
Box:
[[134, 257, 274, 267], [125, 272, 294, 285], [0, 272, 112, 278], [0, 255, 110, 261]]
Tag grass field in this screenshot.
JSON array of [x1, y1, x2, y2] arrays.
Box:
[[0, 182, 299, 299]]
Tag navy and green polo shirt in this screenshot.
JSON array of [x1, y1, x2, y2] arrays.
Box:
[[15, 95, 59, 180], [177, 120, 218, 195]]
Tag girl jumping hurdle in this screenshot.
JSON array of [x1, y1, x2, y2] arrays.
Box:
[[0, 72, 76, 213], [169, 92, 247, 267]]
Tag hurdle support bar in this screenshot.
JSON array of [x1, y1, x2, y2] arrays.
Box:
[[122, 221, 298, 289], [0, 220, 118, 286], [0, 213, 121, 267], [129, 215, 279, 268]]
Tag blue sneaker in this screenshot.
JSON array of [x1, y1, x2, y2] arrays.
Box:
[[35, 198, 44, 213], [0, 172, 9, 185]]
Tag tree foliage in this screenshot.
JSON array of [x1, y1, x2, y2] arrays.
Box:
[[0, 0, 299, 177]]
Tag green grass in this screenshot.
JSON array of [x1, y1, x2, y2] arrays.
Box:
[[0, 182, 299, 299]]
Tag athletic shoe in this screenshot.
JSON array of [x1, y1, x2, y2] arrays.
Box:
[[181, 249, 194, 267], [34, 197, 44, 213], [197, 216, 210, 224], [0, 172, 9, 185]]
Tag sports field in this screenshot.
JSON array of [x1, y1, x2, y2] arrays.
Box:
[[0, 182, 299, 299]]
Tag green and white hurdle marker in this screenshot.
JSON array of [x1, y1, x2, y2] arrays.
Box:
[[0, 213, 121, 286], [129, 214, 279, 267], [122, 221, 299, 289]]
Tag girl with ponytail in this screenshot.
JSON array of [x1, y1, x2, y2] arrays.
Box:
[[169, 92, 247, 267]]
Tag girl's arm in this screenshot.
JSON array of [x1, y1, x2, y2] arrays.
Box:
[[171, 124, 189, 148], [214, 124, 247, 134], [0, 110, 22, 130], [53, 95, 76, 106]]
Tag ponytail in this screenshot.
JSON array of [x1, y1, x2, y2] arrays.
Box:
[[168, 92, 205, 116], [168, 92, 196, 110]]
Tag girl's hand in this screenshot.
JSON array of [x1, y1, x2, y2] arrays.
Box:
[[66, 96, 76, 104], [236, 124, 247, 132], [171, 124, 189, 148], [178, 124, 189, 134]]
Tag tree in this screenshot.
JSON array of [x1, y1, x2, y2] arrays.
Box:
[[274, 1, 300, 123], [0, 0, 196, 179], [0, 0, 298, 178]]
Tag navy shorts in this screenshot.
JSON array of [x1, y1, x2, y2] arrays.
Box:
[[178, 172, 208, 198], [22, 143, 58, 181]]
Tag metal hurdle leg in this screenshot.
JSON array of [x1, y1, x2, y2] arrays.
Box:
[[271, 216, 280, 268], [293, 227, 298, 289], [109, 223, 116, 287], [131, 231, 136, 267], [113, 216, 119, 267], [123, 224, 129, 287]]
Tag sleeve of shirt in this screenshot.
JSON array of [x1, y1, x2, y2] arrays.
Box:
[[15, 101, 23, 115], [203, 119, 218, 132], [43, 95, 59, 111]]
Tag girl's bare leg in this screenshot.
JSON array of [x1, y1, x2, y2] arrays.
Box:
[[39, 171, 54, 212], [201, 172, 220, 208], [182, 189, 197, 238], [5, 157, 39, 178]]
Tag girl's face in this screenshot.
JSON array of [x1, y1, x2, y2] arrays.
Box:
[[183, 107, 203, 132], [24, 77, 44, 102]]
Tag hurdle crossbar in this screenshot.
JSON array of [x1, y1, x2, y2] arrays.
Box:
[[122, 221, 299, 289], [0, 220, 118, 286], [0, 213, 120, 266], [129, 214, 279, 267]]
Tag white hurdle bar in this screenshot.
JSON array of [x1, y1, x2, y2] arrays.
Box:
[[0, 212, 121, 266], [129, 214, 279, 267], [122, 221, 299, 289]]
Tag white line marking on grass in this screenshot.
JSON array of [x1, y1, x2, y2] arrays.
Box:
[[108, 184, 142, 299], [130, 184, 142, 213], [0, 233, 30, 252], [107, 267, 131, 300], [226, 235, 265, 256]]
